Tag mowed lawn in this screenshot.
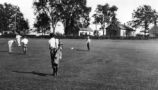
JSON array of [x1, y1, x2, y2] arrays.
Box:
[[0, 38, 158, 90]]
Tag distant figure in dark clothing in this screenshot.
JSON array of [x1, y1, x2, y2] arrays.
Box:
[[86, 36, 91, 51]]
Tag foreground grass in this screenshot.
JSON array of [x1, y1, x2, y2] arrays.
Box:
[[0, 38, 158, 90]]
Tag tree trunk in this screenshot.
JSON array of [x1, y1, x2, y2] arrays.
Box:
[[42, 28, 44, 36], [95, 24, 97, 30], [103, 29, 104, 36], [144, 21, 148, 38], [65, 18, 71, 35]]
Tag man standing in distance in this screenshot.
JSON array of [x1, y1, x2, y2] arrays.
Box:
[[86, 36, 91, 51]]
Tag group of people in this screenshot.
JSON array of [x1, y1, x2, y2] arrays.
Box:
[[8, 33, 91, 76], [8, 34, 29, 54]]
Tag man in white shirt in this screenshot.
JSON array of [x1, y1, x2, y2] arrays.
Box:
[[16, 34, 22, 46], [8, 39, 15, 53], [48, 37, 59, 50], [48, 33, 60, 76], [21, 36, 29, 54]]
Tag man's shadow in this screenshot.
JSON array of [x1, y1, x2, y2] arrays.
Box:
[[0, 50, 24, 55], [13, 71, 52, 76], [0, 50, 8, 53], [9, 52, 24, 55]]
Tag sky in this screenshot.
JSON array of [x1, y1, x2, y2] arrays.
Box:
[[0, 0, 158, 29]]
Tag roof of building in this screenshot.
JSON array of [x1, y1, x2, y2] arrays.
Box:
[[120, 24, 135, 31], [149, 25, 158, 34], [106, 24, 135, 31]]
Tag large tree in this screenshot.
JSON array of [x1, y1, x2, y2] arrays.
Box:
[[131, 5, 158, 36], [62, 0, 91, 36], [33, 0, 64, 34], [0, 3, 29, 34], [93, 3, 118, 36], [34, 13, 50, 35], [33, 0, 91, 35]]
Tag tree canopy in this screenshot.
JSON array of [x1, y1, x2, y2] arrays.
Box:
[[93, 3, 118, 36], [131, 5, 158, 35], [34, 13, 50, 35], [33, 0, 91, 35], [0, 3, 29, 34]]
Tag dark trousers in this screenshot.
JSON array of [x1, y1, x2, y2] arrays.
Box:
[[87, 42, 90, 51], [50, 48, 58, 76], [22, 44, 27, 54]]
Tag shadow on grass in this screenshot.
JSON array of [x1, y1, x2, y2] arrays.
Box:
[[9, 52, 24, 55], [75, 49, 89, 51], [0, 50, 8, 53], [12, 71, 52, 76]]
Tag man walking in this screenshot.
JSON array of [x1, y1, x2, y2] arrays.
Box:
[[48, 33, 59, 76], [8, 39, 15, 53], [21, 36, 29, 54]]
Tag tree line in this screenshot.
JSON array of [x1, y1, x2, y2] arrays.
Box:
[[0, 3, 29, 35], [33, 0, 158, 36], [0, 0, 158, 36], [93, 4, 158, 37], [33, 0, 91, 36]]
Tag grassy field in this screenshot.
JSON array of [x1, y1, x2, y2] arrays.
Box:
[[0, 38, 158, 90]]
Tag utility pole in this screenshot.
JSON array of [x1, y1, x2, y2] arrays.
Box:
[[15, 6, 18, 34]]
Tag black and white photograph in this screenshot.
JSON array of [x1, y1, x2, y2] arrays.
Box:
[[0, 0, 158, 89]]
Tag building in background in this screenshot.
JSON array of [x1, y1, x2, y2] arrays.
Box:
[[120, 24, 135, 37], [79, 27, 94, 36], [149, 25, 158, 37], [55, 21, 64, 34], [106, 24, 135, 37]]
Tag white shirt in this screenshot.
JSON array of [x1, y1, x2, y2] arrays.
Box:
[[8, 40, 14, 46], [48, 38, 59, 48], [87, 38, 91, 43], [21, 38, 28, 45], [16, 35, 21, 40]]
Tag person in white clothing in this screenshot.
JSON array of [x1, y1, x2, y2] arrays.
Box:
[[16, 34, 22, 46], [48, 37, 59, 50], [48, 33, 61, 76], [21, 36, 29, 54], [8, 39, 15, 53]]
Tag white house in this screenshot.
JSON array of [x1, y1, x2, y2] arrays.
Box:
[[119, 24, 135, 37], [79, 27, 94, 36], [55, 21, 64, 34]]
